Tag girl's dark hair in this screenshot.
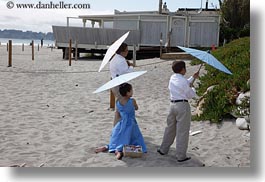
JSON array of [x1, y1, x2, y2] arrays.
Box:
[[119, 83, 132, 97], [116, 43, 128, 54], [172, 60, 186, 73]]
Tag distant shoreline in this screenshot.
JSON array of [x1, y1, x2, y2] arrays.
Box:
[[0, 38, 55, 46], [0, 29, 54, 41]]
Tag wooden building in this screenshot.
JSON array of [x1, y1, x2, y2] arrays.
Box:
[[52, 5, 220, 59]]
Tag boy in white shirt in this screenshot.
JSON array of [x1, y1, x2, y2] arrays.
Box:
[[157, 60, 199, 162]]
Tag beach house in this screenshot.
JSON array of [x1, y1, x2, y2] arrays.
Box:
[[52, 1, 220, 59]]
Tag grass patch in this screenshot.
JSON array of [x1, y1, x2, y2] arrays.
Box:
[[193, 37, 250, 122]]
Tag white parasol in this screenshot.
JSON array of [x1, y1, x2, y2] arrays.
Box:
[[93, 71, 147, 94], [98, 31, 130, 72]]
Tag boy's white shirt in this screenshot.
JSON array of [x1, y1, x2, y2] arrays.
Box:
[[168, 73, 197, 100]]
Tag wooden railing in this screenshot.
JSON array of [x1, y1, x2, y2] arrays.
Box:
[[52, 26, 140, 46]]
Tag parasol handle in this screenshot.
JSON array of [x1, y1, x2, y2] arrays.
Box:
[[197, 63, 203, 73], [190, 64, 203, 87]]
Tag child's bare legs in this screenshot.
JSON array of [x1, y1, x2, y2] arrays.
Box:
[[115, 151, 123, 160], [94, 145, 108, 153], [111, 87, 122, 127]]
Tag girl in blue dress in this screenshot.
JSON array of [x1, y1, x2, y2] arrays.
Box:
[[95, 83, 147, 160]]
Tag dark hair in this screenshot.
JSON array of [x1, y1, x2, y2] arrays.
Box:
[[116, 43, 128, 54], [172, 60, 186, 73], [119, 83, 132, 97]]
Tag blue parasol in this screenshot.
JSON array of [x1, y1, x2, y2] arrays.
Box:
[[177, 46, 232, 75]]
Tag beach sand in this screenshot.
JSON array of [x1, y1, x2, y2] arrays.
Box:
[[0, 45, 250, 167]]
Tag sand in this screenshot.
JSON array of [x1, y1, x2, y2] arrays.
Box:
[[0, 45, 250, 167]]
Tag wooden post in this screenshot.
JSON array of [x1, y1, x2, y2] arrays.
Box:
[[160, 32, 163, 57], [158, 0, 162, 14], [75, 40, 78, 61], [8, 40, 12, 67], [167, 31, 171, 53], [133, 44, 136, 66], [64, 48, 69, 59], [7, 43, 8, 52], [69, 39, 72, 66], [22, 43, 24, 51], [51, 44, 53, 51], [38, 44, 40, 51], [31, 40, 34, 61], [110, 89, 115, 109]]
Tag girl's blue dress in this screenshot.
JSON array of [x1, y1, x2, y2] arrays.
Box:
[[108, 98, 147, 153]]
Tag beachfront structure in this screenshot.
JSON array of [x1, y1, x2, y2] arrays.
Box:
[[52, 5, 220, 58]]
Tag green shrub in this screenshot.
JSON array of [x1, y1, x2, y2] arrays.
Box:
[[193, 37, 250, 122]]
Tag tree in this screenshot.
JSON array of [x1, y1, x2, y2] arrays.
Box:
[[219, 0, 250, 44]]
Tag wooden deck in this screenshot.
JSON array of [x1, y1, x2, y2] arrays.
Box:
[[160, 52, 194, 60]]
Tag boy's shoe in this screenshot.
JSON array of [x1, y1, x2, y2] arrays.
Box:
[[157, 148, 165, 155], [177, 157, 191, 162]]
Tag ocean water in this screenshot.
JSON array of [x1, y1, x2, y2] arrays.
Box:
[[0, 38, 55, 46]]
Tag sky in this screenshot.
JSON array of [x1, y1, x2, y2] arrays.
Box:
[[0, 0, 220, 33]]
